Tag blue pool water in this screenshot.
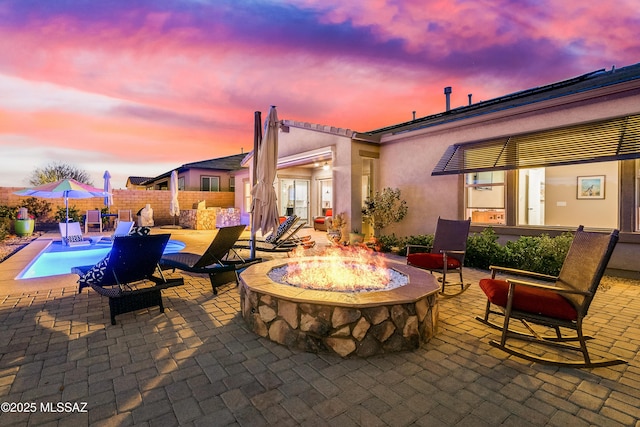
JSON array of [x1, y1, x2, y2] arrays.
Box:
[[17, 239, 186, 280]]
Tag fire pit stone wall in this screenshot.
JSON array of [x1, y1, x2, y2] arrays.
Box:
[[239, 258, 440, 358]]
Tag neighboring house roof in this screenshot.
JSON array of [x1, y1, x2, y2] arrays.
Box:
[[127, 176, 153, 186], [145, 153, 247, 182], [362, 62, 640, 140]]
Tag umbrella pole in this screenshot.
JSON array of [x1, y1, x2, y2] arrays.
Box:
[[250, 110, 262, 260], [65, 195, 69, 244]]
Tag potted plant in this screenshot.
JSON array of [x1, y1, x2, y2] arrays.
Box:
[[362, 187, 408, 237], [14, 207, 35, 237]]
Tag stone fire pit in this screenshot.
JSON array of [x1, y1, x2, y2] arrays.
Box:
[[238, 257, 440, 357]]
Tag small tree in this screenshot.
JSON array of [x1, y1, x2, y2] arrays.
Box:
[[362, 187, 408, 235], [29, 162, 93, 186]]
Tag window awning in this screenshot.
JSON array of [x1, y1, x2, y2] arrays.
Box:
[[432, 114, 640, 175]]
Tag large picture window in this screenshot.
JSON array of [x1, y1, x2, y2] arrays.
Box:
[[517, 162, 618, 228]]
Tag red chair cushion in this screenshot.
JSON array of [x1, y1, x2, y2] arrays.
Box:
[[407, 253, 461, 270], [314, 218, 326, 224], [479, 279, 578, 321], [326, 209, 332, 217]]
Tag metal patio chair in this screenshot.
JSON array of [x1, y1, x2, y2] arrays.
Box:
[[406, 217, 471, 295]]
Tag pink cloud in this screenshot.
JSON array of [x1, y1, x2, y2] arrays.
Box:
[[0, 0, 637, 187]]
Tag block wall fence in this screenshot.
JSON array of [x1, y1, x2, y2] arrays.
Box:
[[1, 187, 235, 226]]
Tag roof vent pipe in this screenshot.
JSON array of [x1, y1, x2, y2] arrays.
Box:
[[444, 86, 452, 111], [468, 94, 472, 105], [412, 111, 416, 120]]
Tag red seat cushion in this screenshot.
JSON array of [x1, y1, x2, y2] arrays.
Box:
[[314, 218, 325, 224], [479, 279, 577, 321], [407, 253, 461, 270]]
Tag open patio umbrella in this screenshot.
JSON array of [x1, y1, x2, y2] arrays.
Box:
[[250, 106, 280, 256], [14, 178, 109, 237], [103, 170, 113, 212], [169, 170, 180, 226]]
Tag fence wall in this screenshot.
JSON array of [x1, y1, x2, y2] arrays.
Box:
[[1, 187, 236, 226]]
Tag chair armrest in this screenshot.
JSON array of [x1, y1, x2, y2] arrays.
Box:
[[488, 265, 557, 282], [506, 278, 592, 296], [406, 244, 431, 256], [440, 249, 465, 255]]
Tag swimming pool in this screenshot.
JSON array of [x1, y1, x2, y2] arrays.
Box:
[[17, 239, 186, 280]]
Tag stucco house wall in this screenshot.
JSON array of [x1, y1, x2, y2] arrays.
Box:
[[376, 79, 640, 238]]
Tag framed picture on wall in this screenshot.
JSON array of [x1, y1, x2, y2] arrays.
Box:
[[577, 175, 605, 199]]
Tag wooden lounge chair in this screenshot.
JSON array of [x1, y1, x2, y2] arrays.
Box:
[[406, 217, 471, 295], [159, 225, 261, 294], [476, 226, 625, 368], [72, 234, 184, 325]]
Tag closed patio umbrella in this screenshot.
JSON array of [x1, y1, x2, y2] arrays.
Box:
[[103, 170, 113, 212], [14, 178, 109, 237], [169, 170, 180, 226], [250, 106, 280, 255]]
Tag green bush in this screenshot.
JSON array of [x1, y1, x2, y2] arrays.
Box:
[[503, 232, 573, 275], [0, 205, 18, 220], [18, 197, 52, 220], [465, 228, 505, 270], [376, 233, 434, 255], [375, 234, 404, 253], [0, 217, 11, 241], [54, 205, 82, 223]]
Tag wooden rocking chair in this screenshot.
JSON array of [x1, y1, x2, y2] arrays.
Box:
[[476, 226, 625, 368]]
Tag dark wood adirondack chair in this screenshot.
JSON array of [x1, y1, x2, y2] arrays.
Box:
[[406, 217, 471, 294], [73, 234, 184, 325], [476, 226, 625, 368]]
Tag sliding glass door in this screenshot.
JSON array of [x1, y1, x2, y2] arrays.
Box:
[[280, 179, 309, 222]]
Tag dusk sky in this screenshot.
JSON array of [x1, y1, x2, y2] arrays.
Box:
[[1, 0, 638, 189]]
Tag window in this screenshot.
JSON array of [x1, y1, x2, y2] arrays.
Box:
[[465, 171, 505, 224], [518, 162, 618, 229], [178, 177, 185, 191], [230, 177, 235, 192], [201, 176, 220, 192], [244, 179, 251, 213]]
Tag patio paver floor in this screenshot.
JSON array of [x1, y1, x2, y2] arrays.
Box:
[[0, 228, 639, 426]]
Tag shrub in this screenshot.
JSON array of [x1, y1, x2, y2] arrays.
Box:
[[54, 205, 81, 223], [0, 217, 10, 241], [375, 234, 405, 253], [504, 232, 573, 275], [18, 197, 52, 221], [0, 205, 18, 220], [464, 228, 505, 270]]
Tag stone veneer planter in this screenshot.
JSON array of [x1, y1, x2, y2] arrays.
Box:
[[239, 257, 440, 358]]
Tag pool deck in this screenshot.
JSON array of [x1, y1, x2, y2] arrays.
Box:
[[0, 227, 639, 426]]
